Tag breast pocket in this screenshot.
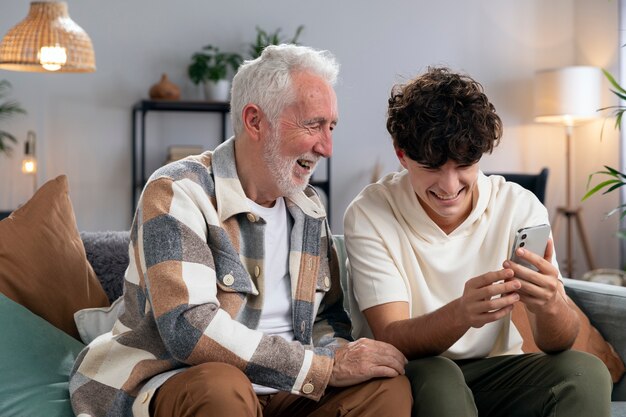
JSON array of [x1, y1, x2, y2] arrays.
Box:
[[312, 256, 332, 317]]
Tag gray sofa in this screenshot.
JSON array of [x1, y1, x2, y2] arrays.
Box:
[[82, 231, 626, 415]]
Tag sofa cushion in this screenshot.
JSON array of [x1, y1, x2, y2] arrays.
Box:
[[0, 175, 110, 339], [80, 231, 130, 303], [74, 295, 125, 344], [0, 293, 84, 417], [563, 278, 626, 401]]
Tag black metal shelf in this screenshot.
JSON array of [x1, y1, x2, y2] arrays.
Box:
[[131, 100, 230, 213], [130, 99, 331, 220]]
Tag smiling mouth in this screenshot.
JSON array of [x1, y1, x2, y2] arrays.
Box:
[[431, 189, 463, 201], [297, 159, 315, 171]]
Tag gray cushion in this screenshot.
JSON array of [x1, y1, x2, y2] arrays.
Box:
[[563, 278, 626, 401], [612, 402, 626, 417], [80, 231, 130, 303]]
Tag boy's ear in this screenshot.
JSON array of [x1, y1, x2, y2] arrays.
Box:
[[395, 147, 408, 169]]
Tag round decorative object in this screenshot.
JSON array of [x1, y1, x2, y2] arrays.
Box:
[[581, 268, 625, 286], [149, 73, 180, 100]]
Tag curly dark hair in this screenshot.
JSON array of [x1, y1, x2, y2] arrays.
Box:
[[386, 67, 502, 168]]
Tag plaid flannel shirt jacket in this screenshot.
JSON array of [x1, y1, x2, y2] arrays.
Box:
[[69, 138, 352, 417]]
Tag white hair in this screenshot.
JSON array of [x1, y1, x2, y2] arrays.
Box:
[[230, 44, 339, 136]]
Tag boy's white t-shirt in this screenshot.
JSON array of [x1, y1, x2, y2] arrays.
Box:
[[247, 197, 294, 394], [344, 171, 558, 360]]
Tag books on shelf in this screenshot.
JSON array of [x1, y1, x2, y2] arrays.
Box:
[[165, 145, 204, 164]]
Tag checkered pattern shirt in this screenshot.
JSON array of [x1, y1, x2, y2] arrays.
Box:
[[69, 138, 351, 417]]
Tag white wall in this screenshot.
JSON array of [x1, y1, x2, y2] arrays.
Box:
[[0, 0, 620, 277]]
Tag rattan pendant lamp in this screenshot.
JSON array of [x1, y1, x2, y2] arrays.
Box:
[[0, 1, 95, 73]]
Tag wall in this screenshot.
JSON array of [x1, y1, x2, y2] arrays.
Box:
[[0, 0, 619, 277]]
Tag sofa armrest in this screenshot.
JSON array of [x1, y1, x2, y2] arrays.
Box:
[[563, 277, 626, 400]]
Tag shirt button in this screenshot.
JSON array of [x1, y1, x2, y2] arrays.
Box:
[[247, 213, 256, 222], [302, 383, 314, 394], [223, 274, 235, 286], [254, 265, 261, 277], [300, 321, 306, 333], [323, 276, 331, 289]]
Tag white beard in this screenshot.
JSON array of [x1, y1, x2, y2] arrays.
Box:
[[262, 129, 317, 197]]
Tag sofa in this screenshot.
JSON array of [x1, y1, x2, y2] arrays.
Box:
[[12, 232, 626, 417], [0, 174, 624, 416], [87, 232, 626, 415]]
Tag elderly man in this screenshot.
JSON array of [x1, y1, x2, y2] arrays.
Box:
[[344, 67, 612, 417], [70, 44, 410, 417]]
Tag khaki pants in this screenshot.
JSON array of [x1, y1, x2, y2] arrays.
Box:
[[150, 362, 412, 417], [406, 351, 612, 417]]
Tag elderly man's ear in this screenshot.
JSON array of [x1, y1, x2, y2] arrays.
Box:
[[242, 104, 265, 141]]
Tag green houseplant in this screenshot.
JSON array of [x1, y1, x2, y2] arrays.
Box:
[[0, 80, 26, 156], [583, 69, 626, 236], [187, 45, 242, 101], [248, 25, 304, 59]]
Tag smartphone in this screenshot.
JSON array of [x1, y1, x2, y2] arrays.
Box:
[[509, 224, 551, 271]]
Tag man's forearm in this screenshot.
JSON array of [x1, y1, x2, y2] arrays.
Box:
[[529, 294, 580, 353], [380, 300, 469, 359]]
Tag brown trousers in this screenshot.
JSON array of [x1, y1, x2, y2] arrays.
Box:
[[150, 362, 411, 417]]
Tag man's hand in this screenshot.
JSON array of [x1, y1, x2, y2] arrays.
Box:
[[503, 239, 579, 351], [328, 338, 407, 387], [456, 269, 521, 329], [503, 239, 562, 315]]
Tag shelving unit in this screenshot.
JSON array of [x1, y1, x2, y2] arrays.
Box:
[[130, 99, 331, 220], [131, 100, 230, 213]]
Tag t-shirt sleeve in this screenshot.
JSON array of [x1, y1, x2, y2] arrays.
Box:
[[344, 195, 410, 312]]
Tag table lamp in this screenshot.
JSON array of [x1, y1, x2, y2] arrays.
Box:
[[534, 65, 602, 278]]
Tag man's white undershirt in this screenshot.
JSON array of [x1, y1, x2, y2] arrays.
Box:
[[247, 197, 294, 395]]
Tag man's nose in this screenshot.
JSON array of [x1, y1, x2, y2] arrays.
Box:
[[439, 171, 460, 193], [313, 129, 332, 158]]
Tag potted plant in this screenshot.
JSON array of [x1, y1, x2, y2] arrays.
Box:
[[0, 79, 26, 156], [187, 45, 242, 101], [583, 69, 626, 235], [248, 25, 304, 59]]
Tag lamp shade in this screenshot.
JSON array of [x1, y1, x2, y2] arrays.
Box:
[[0, 2, 95, 73], [533, 66, 602, 126]]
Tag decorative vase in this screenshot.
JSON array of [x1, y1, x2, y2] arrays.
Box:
[[149, 73, 180, 100], [203, 79, 230, 102]]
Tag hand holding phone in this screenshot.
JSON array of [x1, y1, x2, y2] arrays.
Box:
[[509, 224, 551, 272]]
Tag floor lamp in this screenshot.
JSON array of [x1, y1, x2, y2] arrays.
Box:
[[534, 66, 602, 278]]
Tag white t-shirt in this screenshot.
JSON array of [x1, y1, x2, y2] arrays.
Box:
[[344, 170, 559, 360], [247, 197, 294, 394]]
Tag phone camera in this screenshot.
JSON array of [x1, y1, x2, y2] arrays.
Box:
[[521, 234, 527, 239], [520, 242, 525, 247]]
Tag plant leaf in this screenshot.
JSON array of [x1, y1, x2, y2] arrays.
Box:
[[605, 182, 626, 194], [582, 179, 622, 200], [603, 69, 626, 95]]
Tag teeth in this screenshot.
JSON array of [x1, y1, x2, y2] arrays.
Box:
[[433, 191, 460, 200], [298, 159, 311, 168]]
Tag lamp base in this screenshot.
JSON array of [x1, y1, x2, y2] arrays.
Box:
[[552, 206, 595, 278]]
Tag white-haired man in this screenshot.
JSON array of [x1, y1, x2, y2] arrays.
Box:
[[70, 44, 411, 417]]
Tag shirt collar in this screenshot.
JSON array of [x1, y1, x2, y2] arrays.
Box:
[[212, 137, 326, 222]]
